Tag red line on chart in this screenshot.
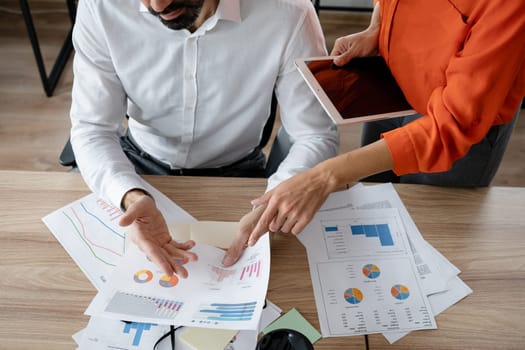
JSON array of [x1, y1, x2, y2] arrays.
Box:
[[71, 207, 123, 257]]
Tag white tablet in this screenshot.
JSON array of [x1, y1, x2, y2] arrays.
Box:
[[295, 56, 415, 125]]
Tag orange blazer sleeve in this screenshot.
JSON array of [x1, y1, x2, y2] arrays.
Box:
[[381, 0, 525, 175]]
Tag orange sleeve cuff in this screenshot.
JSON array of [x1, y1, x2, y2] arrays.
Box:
[[381, 127, 420, 176]]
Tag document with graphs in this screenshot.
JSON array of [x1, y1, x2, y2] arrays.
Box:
[[42, 182, 195, 291], [298, 207, 436, 337], [85, 234, 270, 331]]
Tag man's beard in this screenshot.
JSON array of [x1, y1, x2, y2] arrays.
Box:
[[148, 1, 204, 31]]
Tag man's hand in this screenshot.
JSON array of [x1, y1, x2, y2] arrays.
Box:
[[222, 205, 266, 267], [119, 190, 198, 277]]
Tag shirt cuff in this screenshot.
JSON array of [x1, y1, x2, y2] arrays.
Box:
[[105, 172, 150, 211]]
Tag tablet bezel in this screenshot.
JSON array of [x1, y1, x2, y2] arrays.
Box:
[[295, 56, 415, 125]]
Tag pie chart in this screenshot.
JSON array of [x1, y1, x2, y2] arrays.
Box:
[[344, 288, 363, 304], [159, 274, 179, 288], [362, 264, 381, 279], [133, 269, 153, 284], [391, 284, 410, 300]]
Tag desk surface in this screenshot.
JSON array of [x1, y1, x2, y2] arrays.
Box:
[[0, 171, 524, 350]]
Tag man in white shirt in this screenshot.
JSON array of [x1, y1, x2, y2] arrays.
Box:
[[70, 0, 338, 277]]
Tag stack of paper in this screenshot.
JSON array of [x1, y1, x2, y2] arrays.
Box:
[[298, 183, 472, 343], [42, 181, 274, 349]]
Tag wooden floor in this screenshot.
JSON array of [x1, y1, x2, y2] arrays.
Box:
[[1, 3, 523, 186]]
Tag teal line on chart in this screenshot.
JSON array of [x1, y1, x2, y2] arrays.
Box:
[[80, 202, 125, 239]]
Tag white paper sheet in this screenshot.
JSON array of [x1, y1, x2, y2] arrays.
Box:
[[348, 183, 455, 295], [42, 185, 195, 290], [382, 275, 472, 343], [76, 299, 281, 350], [306, 183, 472, 342], [299, 207, 436, 337], [86, 234, 271, 331]]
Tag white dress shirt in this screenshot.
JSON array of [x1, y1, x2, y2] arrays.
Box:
[[70, 0, 339, 208]]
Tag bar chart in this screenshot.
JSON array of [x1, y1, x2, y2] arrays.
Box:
[[105, 291, 184, 320], [321, 215, 406, 258], [192, 301, 257, 325]]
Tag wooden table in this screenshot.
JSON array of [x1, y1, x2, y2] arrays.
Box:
[[0, 171, 524, 350]]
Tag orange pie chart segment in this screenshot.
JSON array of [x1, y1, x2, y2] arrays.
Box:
[[159, 274, 179, 288]]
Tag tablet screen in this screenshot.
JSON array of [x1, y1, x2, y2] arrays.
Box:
[[296, 56, 415, 125]]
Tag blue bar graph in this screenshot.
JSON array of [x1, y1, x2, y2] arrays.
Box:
[[196, 302, 257, 322], [324, 225, 339, 232], [377, 224, 394, 246], [122, 322, 157, 346], [351, 224, 394, 247], [364, 225, 378, 237], [350, 225, 364, 235]]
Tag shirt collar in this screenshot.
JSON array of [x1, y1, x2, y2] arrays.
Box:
[[216, 0, 241, 23]]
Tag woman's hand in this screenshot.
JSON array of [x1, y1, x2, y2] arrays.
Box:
[[331, 1, 381, 66], [331, 28, 379, 66]]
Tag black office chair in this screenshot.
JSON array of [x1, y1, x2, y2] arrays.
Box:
[[312, 0, 373, 14], [60, 93, 292, 177]]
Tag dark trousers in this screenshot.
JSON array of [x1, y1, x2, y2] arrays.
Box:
[[120, 133, 267, 178], [360, 107, 521, 187]]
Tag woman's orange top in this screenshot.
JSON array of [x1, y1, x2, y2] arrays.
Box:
[[376, 0, 525, 175]]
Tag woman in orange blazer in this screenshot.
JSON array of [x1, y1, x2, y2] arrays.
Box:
[[223, 0, 524, 265]]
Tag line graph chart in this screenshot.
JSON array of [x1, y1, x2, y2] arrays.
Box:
[[43, 193, 127, 290]]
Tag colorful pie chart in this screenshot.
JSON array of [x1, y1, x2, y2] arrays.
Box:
[[362, 264, 381, 279], [159, 274, 179, 288], [133, 269, 153, 284], [343, 288, 363, 304], [391, 284, 410, 300]]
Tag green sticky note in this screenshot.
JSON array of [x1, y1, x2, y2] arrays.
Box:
[[262, 308, 322, 344]]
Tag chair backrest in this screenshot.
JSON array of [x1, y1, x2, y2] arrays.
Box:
[[259, 91, 294, 177], [265, 127, 292, 177], [259, 92, 279, 150]]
